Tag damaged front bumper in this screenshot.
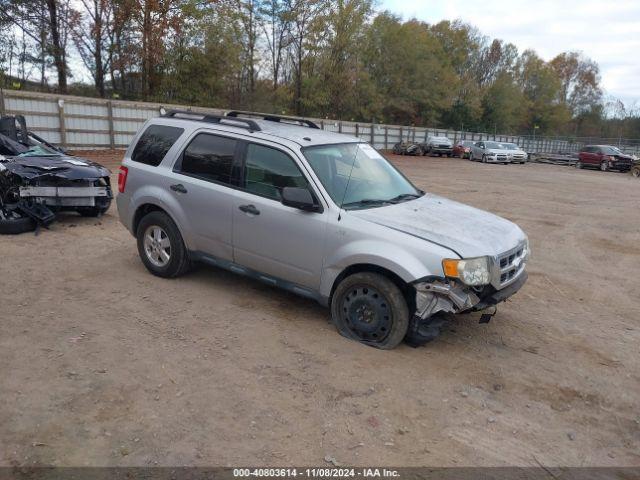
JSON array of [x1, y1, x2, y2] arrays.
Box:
[[413, 270, 528, 321], [19, 184, 111, 207]]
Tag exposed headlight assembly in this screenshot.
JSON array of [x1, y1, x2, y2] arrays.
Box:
[[442, 256, 491, 286]]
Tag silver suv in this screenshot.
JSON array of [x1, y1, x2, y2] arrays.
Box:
[[117, 110, 530, 349]]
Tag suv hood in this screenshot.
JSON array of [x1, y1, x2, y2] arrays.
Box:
[[350, 194, 525, 258]]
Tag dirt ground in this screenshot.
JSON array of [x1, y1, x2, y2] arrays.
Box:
[[1, 150, 639, 468]]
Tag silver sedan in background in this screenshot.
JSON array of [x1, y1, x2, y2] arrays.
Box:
[[470, 141, 528, 164]]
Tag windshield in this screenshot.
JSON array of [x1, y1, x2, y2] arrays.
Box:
[[303, 143, 422, 210], [485, 141, 519, 150], [600, 146, 622, 155], [17, 145, 63, 157]]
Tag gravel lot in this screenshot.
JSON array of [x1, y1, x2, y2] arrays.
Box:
[[1, 151, 639, 468]]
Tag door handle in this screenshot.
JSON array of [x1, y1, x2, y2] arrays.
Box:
[[239, 204, 260, 215], [170, 184, 187, 194]]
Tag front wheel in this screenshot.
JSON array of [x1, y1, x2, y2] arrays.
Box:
[[600, 160, 609, 172], [632, 166, 640, 178], [482, 155, 487, 163], [331, 272, 409, 349]]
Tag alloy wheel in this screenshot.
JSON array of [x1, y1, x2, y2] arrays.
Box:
[[143, 225, 171, 267]]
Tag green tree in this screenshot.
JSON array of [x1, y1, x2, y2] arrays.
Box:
[[362, 13, 456, 125], [550, 51, 602, 115]]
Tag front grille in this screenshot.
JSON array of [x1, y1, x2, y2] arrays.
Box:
[[495, 242, 527, 288], [495, 154, 508, 160], [512, 154, 526, 160], [438, 144, 450, 148]]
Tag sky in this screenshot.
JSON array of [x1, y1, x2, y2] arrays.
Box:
[[381, 0, 640, 109]]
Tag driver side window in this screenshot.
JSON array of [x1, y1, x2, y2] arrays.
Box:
[[243, 143, 310, 201]]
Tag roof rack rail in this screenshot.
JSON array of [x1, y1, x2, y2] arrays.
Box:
[[226, 110, 320, 129], [162, 109, 261, 132]]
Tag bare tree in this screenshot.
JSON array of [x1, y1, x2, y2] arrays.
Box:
[[259, 0, 290, 90], [70, 0, 113, 96]]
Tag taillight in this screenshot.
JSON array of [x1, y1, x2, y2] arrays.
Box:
[[118, 166, 128, 193]]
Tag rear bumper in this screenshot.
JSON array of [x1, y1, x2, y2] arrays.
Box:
[[115, 193, 134, 235]]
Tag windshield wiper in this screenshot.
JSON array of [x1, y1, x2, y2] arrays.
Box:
[[342, 198, 392, 209], [386, 192, 423, 203]]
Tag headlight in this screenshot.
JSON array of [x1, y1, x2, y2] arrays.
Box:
[[442, 256, 491, 286]]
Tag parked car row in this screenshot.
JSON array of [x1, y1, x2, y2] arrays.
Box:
[[393, 136, 529, 165], [392, 136, 454, 157]]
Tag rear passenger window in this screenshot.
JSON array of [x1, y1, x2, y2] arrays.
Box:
[[244, 144, 309, 200], [132, 125, 184, 166], [178, 134, 237, 186]]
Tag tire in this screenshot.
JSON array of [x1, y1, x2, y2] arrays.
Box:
[[404, 313, 447, 347], [575, 160, 583, 169], [0, 214, 36, 235], [632, 166, 640, 178], [136, 211, 191, 278], [600, 160, 609, 172], [482, 155, 487, 163], [331, 272, 409, 350]]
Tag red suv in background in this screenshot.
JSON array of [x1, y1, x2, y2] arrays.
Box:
[[577, 145, 634, 172]]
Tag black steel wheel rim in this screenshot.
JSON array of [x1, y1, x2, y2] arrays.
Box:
[[341, 285, 392, 342]]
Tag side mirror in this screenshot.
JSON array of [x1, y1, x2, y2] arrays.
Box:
[[281, 187, 320, 212]]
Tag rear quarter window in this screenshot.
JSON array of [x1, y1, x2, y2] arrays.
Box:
[[131, 125, 184, 166]]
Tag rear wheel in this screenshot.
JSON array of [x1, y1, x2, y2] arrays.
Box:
[[331, 272, 409, 350], [482, 154, 487, 163], [136, 211, 191, 278], [575, 160, 583, 169]]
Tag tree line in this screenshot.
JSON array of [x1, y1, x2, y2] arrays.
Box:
[[1, 0, 639, 139]]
